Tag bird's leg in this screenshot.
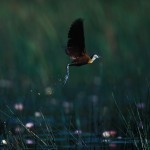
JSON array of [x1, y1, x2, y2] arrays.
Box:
[[64, 64, 70, 85], [68, 61, 78, 66]]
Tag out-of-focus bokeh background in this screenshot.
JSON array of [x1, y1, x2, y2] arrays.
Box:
[[0, 0, 150, 148]]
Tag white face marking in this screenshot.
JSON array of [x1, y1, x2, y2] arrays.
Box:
[[93, 54, 99, 59], [91, 54, 99, 61]]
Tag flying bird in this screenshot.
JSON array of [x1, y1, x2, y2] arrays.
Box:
[[64, 18, 100, 84], [66, 18, 99, 66]]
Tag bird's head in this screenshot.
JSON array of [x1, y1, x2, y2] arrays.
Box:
[[91, 54, 99, 59], [89, 54, 100, 63]]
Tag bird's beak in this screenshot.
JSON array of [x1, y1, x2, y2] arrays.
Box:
[[97, 55, 102, 59]]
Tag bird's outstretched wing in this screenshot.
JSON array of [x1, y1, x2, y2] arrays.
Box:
[[66, 18, 85, 59]]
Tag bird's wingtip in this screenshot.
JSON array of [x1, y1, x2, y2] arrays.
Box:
[[74, 18, 84, 22]]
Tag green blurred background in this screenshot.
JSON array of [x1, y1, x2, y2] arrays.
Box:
[[0, 0, 150, 132]]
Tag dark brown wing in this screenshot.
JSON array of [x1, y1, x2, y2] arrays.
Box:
[[66, 18, 85, 59]]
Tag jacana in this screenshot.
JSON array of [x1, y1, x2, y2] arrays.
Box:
[[66, 18, 99, 66], [64, 18, 100, 84]]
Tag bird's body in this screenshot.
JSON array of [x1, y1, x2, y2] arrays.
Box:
[[65, 18, 99, 66], [69, 54, 91, 66]]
